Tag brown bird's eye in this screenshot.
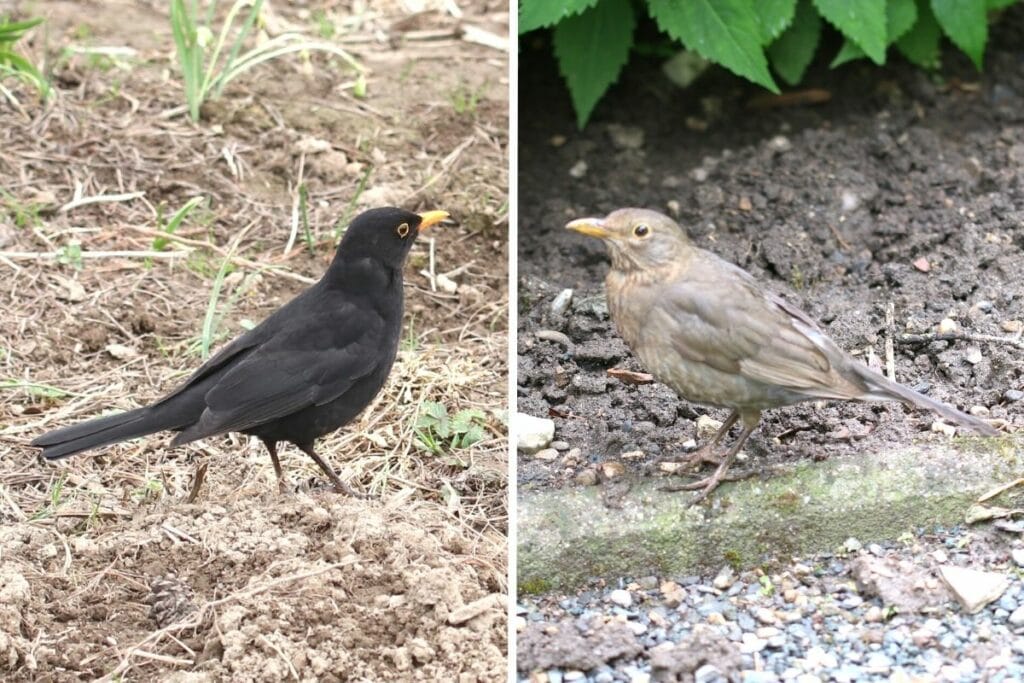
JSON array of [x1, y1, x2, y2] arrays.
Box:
[[633, 223, 650, 237], [396, 223, 410, 238]]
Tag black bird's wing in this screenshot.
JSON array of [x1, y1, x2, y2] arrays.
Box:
[[171, 305, 387, 443]]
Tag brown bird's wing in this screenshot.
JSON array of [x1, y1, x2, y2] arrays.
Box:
[[656, 258, 867, 400]]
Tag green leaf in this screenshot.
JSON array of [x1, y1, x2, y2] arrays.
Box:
[[519, 0, 599, 33], [768, 0, 821, 85], [829, 0, 916, 67], [754, 0, 798, 43], [450, 408, 486, 434], [931, 0, 987, 69], [897, 0, 942, 68], [460, 423, 487, 448], [986, 0, 1018, 9], [887, 0, 919, 41], [812, 0, 887, 64], [553, 0, 636, 128], [648, 0, 779, 93]]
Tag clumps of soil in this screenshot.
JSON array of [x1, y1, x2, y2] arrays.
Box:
[[517, 616, 643, 671], [517, 6, 1024, 491], [0, 494, 506, 680]]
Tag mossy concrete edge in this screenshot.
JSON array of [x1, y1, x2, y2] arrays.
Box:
[[518, 437, 1024, 594]]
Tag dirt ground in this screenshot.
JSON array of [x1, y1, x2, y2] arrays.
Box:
[[517, 6, 1024, 493], [0, 1, 508, 680]]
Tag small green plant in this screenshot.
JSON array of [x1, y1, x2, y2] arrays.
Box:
[[333, 165, 373, 241], [30, 473, 67, 521], [414, 401, 488, 463], [449, 81, 487, 115], [57, 241, 84, 270], [0, 16, 50, 99], [521, 0, 1022, 128], [169, 0, 362, 121], [153, 195, 206, 251]]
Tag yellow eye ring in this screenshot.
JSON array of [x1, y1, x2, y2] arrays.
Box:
[[397, 223, 410, 238], [633, 223, 650, 237]]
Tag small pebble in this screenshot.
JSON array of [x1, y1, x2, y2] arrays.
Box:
[[608, 589, 632, 608], [534, 449, 558, 461], [568, 160, 587, 178], [550, 441, 570, 451], [550, 289, 574, 316]]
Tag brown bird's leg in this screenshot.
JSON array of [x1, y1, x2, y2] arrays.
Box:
[[262, 439, 288, 493], [663, 411, 761, 505], [680, 410, 739, 468], [296, 442, 364, 498]]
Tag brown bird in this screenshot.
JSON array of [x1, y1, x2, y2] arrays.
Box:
[[567, 208, 998, 504]]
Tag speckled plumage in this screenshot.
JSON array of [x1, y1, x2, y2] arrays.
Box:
[[568, 208, 997, 504]]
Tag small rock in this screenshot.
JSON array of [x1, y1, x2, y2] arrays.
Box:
[[599, 461, 625, 479], [621, 450, 645, 461], [756, 626, 780, 638], [755, 607, 777, 625], [516, 413, 555, 453], [550, 289, 574, 316], [1005, 389, 1024, 403], [938, 318, 958, 334], [938, 565, 1009, 613], [1002, 320, 1023, 333], [844, 537, 863, 553], [840, 190, 860, 212], [694, 664, 725, 683], [608, 589, 633, 608], [768, 135, 791, 152], [805, 646, 838, 670], [607, 124, 645, 150], [1009, 605, 1024, 627], [550, 441, 570, 451], [1012, 548, 1024, 567], [912, 256, 931, 272], [864, 605, 884, 623], [738, 196, 753, 211], [691, 167, 709, 183], [534, 449, 559, 461], [739, 633, 766, 653], [931, 421, 957, 437], [696, 415, 723, 439], [660, 581, 685, 608], [712, 567, 735, 590], [575, 469, 598, 487], [965, 347, 983, 365], [569, 160, 587, 178]]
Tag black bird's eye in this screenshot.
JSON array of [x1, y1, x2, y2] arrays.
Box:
[[396, 222, 410, 238], [633, 223, 650, 238]]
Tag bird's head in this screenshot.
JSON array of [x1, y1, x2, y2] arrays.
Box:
[[566, 208, 691, 272], [336, 206, 448, 269]]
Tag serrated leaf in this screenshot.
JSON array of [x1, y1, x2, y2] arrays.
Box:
[[897, 0, 942, 68], [450, 408, 485, 433], [648, 0, 779, 93], [460, 423, 487, 447], [754, 0, 798, 43], [554, 0, 636, 128], [887, 0, 919, 41], [519, 0, 599, 33], [813, 0, 887, 64], [768, 0, 821, 85], [831, 0, 914, 69], [931, 0, 987, 69]]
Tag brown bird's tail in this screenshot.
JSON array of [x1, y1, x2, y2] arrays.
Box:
[[31, 406, 188, 460], [851, 366, 998, 436]]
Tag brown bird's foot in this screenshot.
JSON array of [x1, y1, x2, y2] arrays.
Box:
[[659, 467, 756, 501], [679, 445, 725, 469], [660, 415, 760, 506], [297, 443, 365, 499]]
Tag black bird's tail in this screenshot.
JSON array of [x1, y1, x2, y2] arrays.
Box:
[[32, 406, 187, 460], [852, 366, 999, 437]]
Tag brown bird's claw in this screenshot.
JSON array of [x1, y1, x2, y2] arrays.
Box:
[[659, 468, 755, 505], [679, 446, 724, 469]]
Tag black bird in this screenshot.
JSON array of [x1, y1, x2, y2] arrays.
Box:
[[32, 206, 449, 495]]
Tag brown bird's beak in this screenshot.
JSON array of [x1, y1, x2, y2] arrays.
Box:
[[417, 210, 449, 231], [566, 217, 611, 239]]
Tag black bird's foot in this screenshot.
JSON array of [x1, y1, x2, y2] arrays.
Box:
[[297, 443, 365, 499]]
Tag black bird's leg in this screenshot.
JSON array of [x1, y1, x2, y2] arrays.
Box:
[[261, 439, 288, 493], [296, 442, 364, 498]]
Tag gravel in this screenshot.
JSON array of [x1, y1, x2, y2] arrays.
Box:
[[517, 525, 1024, 682]]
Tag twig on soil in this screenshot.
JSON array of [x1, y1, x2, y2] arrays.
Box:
[[59, 190, 146, 213], [884, 303, 896, 382], [897, 332, 1024, 351]]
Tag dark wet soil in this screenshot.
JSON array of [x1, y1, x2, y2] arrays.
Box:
[[517, 8, 1024, 491]]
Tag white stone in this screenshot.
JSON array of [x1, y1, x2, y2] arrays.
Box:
[[608, 589, 632, 608], [938, 565, 1009, 614], [516, 413, 555, 453]]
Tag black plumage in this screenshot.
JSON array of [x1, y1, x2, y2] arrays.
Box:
[[32, 206, 449, 495]]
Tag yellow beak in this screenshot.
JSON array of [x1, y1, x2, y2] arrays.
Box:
[[417, 210, 450, 231], [566, 217, 611, 239]]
